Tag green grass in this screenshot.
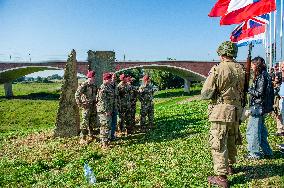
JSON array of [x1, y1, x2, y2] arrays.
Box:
[[0, 83, 283, 187]]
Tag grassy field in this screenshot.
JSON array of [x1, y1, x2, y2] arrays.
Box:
[[0, 83, 283, 187]]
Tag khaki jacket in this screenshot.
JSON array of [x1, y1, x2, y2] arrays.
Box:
[[201, 59, 245, 122]]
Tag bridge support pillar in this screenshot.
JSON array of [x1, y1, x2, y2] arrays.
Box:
[[4, 82, 13, 98], [184, 78, 191, 93]]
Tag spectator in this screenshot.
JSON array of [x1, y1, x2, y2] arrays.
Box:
[[246, 56, 273, 159], [277, 63, 284, 136]]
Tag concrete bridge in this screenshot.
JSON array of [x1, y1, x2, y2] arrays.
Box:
[[0, 59, 219, 97]]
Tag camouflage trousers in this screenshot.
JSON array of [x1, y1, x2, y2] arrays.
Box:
[[209, 121, 239, 176], [118, 106, 131, 132], [80, 107, 97, 136], [129, 103, 136, 127], [98, 112, 112, 144], [124, 103, 136, 133], [140, 103, 154, 128]]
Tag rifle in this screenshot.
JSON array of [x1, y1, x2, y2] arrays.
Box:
[[243, 43, 253, 107], [237, 43, 253, 146]]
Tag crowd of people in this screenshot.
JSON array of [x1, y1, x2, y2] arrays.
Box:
[[74, 41, 284, 187], [201, 41, 284, 188], [75, 72, 155, 148]]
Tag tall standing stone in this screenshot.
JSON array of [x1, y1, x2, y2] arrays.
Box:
[[54, 50, 80, 137], [88, 51, 115, 86]]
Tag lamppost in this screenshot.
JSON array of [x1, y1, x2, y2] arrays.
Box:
[[29, 53, 31, 62]]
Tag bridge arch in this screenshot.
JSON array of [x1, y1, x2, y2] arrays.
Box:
[[0, 66, 65, 98], [0, 66, 63, 84], [116, 64, 206, 81]]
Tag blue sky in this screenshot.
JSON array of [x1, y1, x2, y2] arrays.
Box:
[[0, 0, 273, 64]]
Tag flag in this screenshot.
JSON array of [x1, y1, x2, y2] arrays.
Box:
[[221, 0, 275, 25], [209, 0, 231, 17], [230, 14, 269, 46], [209, 0, 276, 25]]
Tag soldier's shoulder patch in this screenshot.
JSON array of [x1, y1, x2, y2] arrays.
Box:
[[208, 65, 218, 76], [80, 81, 89, 87], [99, 87, 105, 94], [99, 84, 106, 90]]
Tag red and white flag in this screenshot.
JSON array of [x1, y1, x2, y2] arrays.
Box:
[[209, 0, 276, 25]]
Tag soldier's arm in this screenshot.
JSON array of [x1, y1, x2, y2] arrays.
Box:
[[117, 86, 122, 107], [138, 86, 144, 101], [201, 66, 218, 100], [105, 88, 114, 115], [75, 83, 86, 105], [93, 85, 98, 103], [98, 88, 108, 112]]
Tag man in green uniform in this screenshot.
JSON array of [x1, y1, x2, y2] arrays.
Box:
[[75, 70, 98, 145], [201, 41, 245, 188], [96, 72, 115, 148], [117, 74, 131, 135], [126, 76, 138, 134], [139, 75, 154, 131]]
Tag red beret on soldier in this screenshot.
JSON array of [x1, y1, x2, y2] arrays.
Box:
[[143, 75, 150, 81], [103, 72, 113, 80], [119, 74, 126, 81], [87, 70, 95, 78]]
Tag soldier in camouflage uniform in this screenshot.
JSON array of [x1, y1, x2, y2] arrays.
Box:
[[201, 41, 245, 188], [126, 76, 138, 134], [117, 74, 131, 135], [96, 72, 115, 148], [75, 70, 98, 145], [139, 75, 155, 131], [110, 73, 119, 140]]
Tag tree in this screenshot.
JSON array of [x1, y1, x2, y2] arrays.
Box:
[[144, 70, 183, 90], [36, 76, 43, 83], [13, 76, 26, 83]]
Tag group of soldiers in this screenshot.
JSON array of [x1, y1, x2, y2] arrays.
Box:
[[75, 71, 154, 148]]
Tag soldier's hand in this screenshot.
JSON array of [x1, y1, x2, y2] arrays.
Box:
[[106, 112, 112, 116], [76, 100, 80, 106], [81, 103, 89, 108]]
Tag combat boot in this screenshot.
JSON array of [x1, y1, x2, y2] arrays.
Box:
[[101, 141, 109, 149], [208, 175, 229, 188], [141, 126, 147, 132], [126, 127, 133, 135], [88, 135, 96, 142], [227, 165, 235, 175], [149, 122, 154, 129], [79, 135, 89, 145]]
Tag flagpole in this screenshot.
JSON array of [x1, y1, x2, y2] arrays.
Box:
[[265, 24, 269, 64], [281, 0, 283, 60], [274, 10, 277, 64], [270, 12, 273, 70]]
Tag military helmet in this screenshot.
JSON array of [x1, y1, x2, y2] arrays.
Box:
[[217, 41, 238, 58]]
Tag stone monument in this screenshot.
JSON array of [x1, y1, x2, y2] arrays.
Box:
[[87, 50, 115, 86], [54, 49, 80, 137]]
